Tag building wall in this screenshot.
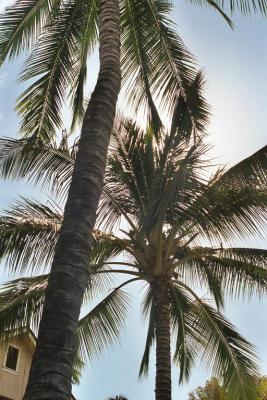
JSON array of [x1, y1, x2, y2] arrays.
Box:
[[0, 335, 35, 400]]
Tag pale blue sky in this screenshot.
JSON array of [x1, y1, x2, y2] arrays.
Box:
[[0, 1, 267, 399]]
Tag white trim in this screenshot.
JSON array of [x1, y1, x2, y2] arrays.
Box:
[[2, 343, 20, 374]]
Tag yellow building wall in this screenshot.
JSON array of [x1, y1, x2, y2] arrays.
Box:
[[0, 335, 35, 400]]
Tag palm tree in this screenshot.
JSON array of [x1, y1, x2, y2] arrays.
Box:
[[0, 1, 198, 397], [0, 98, 267, 400], [0, 0, 267, 398]]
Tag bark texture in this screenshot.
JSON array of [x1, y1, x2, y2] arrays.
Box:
[[153, 278, 172, 400], [24, 1, 121, 398]]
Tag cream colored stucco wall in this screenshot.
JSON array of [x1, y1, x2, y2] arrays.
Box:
[[0, 334, 35, 400]]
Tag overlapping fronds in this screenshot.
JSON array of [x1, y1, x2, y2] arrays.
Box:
[[207, 247, 267, 299], [0, 0, 61, 64], [174, 282, 259, 400], [17, 0, 97, 141], [0, 135, 75, 198], [0, 198, 62, 274], [121, 0, 207, 133], [0, 274, 47, 338], [102, 114, 209, 233], [68, 0, 98, 131], [170, 146, 267, 243], [170, 284, 202, 383]]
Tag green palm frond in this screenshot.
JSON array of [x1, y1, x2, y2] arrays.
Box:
[[68, 0, 98, 131], [170, 285, 201, 383], [139, 286, 155, 377], [121, 0, 203, 132], [177, 281, 259, 400], [169, 71, 210, 141], [0, 198, 62, 274], [213, 145, 267, 190], [0, 136, 75, 198], [76, 286, 129, 362], [0, 274, 47, 338], [189, 0, 267, 17], [0, 0, 60, 64], [206, 247, 267, 299], [17, 0, 95, 141]]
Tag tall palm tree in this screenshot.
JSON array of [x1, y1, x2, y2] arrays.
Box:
[[0, 99, 267, 400], [0, 1, 198, 397], [0, 0, 267, 398]]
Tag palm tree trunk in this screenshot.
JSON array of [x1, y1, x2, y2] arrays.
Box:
[[153, 278, 172, 400], [23, 1, 121, 399]]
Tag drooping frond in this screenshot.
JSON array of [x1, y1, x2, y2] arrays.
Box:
[[0, 136, 75, 198], [17, 0, 96, 141], [0, 274, 47, 339], [76, 286, 129, 362], [170, 284, 201, 383], [188, 0, 267, 17], [171, 147, 267, 243], [121, 0, 202, 132], [68, 0, 98, 131], [206, 247, 267, 299], [176, 281, 259, 400], [0, 198, 62, 274], [0, 0, 60, 64], [213, 145, 267, 191], [139, 285, 155, 377], [169, 71, 210, 140]]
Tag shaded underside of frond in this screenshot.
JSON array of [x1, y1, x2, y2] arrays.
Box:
[[0, 0, 60, 64], [0, 197, 62, 274], [173, 281, 259, 400], [0, 136, 75, 198]]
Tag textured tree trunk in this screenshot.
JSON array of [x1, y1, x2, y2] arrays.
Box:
[[23, 1, 121, 399], [153, 278, 172, 400]]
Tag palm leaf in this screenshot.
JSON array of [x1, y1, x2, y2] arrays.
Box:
[[0, 135, 75, 198], [17, 0, 93, 141], [0, 274, 47, 338], [0, 0, 60, 64], [0, 198, 62, 274], [176, 281, 259, 400], [76, 286, 129, 362], [189, 0, 267, 16]]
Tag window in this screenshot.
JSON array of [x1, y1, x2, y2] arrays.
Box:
[[5, 346, 19, 371]]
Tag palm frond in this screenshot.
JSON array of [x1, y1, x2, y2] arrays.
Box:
[[207, 247, 267, 299], [69, 0, 98, 131], [0, 0, 60, 64], [139, 286, 155, 377], [213, 145, 267, 191], [0, 136, 75, 198], [165, 145, 267, 242], [0, 274, 47, 339], [121, 0, 204, 132], [170, 284, 200, 383], [176, 281, 259, 400], [76, 286, 129, 362], [0, 197, 62, 274], [169, 71, 210, 142], [189, 0, 267, 17], [17, 0, 93, 141]]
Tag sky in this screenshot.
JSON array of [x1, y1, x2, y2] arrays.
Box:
[[0, 0, 267, 399]]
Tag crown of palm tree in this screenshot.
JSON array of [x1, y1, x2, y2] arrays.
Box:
[[0, 84, 266, 398], [0, 0, 267, 142]]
